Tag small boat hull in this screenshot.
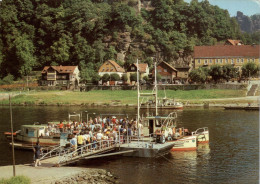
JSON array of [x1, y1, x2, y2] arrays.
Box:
[[15, 134, 60, 146], [193, 128, 209, 144], [170, 136, 197, 151], [139, 106, 183, 110]]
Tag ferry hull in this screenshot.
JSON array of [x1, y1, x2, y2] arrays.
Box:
[[15, 135, 60, 146], [170, 136, 197, 151], [196, 131, 209, 144]]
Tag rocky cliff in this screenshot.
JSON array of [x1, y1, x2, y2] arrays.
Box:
[[236, 11, 260, 33]]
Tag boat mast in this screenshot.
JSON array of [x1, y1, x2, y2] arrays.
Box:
[[155, 60, 158, 116], [137, 59, 140, 136]]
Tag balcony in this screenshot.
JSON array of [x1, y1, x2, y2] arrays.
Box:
[[47, 74, 56, 80]]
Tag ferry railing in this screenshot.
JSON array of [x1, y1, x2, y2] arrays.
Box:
[[58, 140, 116, 165], [40, 145, 64, 160], [193, 127, 208, 135]]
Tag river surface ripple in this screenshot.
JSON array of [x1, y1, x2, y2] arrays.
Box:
[[0, 106, 258, 184]]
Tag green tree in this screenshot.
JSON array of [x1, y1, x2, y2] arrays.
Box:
[[110, 73, 120, 81], [222, 64, 239, 81], [242, 62, 259, 78], [121, 74, 128, 82], [91, 73, 101, 84], [189, 68, 208, 83], [209, 65, 224, 83], [13, 35, 36, 77], [50, 33, 72, 65], [130, 73, 137, 82], [102, 73, 110, 83]]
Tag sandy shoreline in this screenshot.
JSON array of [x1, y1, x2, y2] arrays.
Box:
[[0, 165, 118, 184]]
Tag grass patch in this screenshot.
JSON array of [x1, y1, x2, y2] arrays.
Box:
[[0, 89, 248, 106], [0, 175, 31, 184]]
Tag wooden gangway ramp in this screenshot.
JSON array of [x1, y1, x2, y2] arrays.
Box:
[[40, 140, 116, 167]]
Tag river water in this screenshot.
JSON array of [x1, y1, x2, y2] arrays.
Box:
[[0, 106, 259, 184]]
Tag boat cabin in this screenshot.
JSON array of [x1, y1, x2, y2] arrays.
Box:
[[142, 113, 177, 138], [20, 125, 47, 138]]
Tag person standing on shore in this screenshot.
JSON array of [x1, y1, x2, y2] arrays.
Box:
[[33, 142, 42, 167]]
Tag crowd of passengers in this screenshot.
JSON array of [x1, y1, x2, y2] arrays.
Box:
[[43, 116, 140, 153]]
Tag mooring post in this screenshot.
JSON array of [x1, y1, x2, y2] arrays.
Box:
[[9, 95, 16, 176]]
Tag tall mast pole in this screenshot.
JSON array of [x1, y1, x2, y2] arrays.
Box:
[[9, 95, 16, 176], [137, 59, 140, 136], [155, 60, 158, 116]]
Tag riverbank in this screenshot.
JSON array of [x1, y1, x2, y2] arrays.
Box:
[[0, 165, 119, 184], [0, 89, 257, 107]]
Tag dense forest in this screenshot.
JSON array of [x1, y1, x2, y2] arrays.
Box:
[[0, 0, 258, 82]]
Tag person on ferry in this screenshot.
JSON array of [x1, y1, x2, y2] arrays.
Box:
[[59, 121, 64, 133], [70, 134, 77, 156]]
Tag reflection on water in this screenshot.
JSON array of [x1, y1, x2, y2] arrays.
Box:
[[0, 106, 259, 184]]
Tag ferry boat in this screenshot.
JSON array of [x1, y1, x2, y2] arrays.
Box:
[[141, 113, 198, 151], [4, 123, 64, 148], [136, 60, 208, 151], [140, 98, 183, 110]]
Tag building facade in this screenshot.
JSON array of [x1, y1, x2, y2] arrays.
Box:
[[126, 63, 149, 82], [153, 61, 178, 84], [194, 45, 260, 71], [41, 66, 80, 88], [98, 60, 125, 77]]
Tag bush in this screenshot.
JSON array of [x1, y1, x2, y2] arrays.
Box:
[[0, 175, 31, 184], [101, 73, 110, 82], [130, 73, 137, 82], [1, 74, 14, 85], [110, 73, 120, 81], [121, 74, 128, 82], [91, 74, 101, 84]]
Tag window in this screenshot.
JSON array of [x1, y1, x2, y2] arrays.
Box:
[[225, 59, 228, 63], [210, 59, 212, 64], [158, 69, 162, 72], [131, 66, 135, 70], [204, 60, 208, 64], [216, 59, 218, 64], [164, 69, 167, 72], [220, 59, 223, 64], [231, 59, 234, 64], [241, 59, 244, 63], [237, 58, 240, 63], [253, 58, 255, 62], [198, 59, 201, 64]]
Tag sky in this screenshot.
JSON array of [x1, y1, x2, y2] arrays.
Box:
[[184, 0, 260, 17]]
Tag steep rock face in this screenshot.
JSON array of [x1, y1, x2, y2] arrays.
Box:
[[170, 53, 193, 69], [236, 11, 260, 33], [103, 31, 193, 67]]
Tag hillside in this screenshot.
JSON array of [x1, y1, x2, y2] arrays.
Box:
[[236, 11, 260, 33], [0, 0, 257, 83]]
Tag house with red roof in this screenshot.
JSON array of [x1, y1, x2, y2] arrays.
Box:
[[98, 60, 125, 77], [152, 61, 178, 84], [225, 39, 243, 46], [41, 65, 80, 88], [193, 45, 260, 71], [127, 63, 149, 82]]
